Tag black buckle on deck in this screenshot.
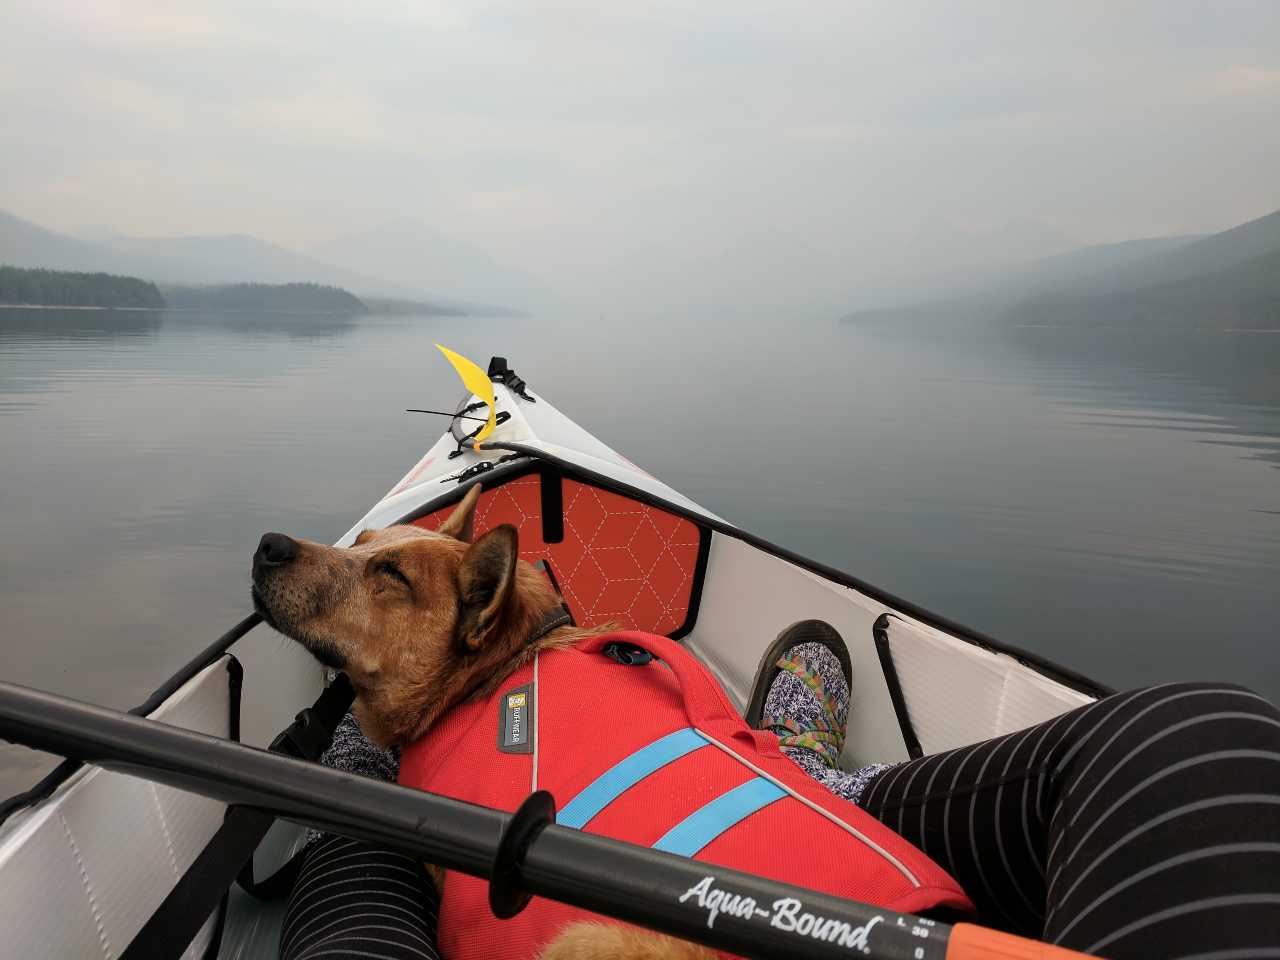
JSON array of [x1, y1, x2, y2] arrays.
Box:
[[487, 357, 536, 402]]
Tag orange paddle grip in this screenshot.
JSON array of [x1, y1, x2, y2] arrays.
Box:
[[947, 923, 1100, 959]]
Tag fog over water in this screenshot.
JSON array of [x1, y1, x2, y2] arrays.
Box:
[[1, 308, 1277, 795], [3, 3, 1280, 314]]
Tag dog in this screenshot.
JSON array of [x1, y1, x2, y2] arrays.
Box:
[[251, 484, 968, 958], [252, 485, 715, 958], [251, 486, 594, 748]]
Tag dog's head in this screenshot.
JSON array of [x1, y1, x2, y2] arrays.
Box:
[[250, 486, 565, 744]]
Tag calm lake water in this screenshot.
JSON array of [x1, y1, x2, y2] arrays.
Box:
[[2, 307, 1278, 795]]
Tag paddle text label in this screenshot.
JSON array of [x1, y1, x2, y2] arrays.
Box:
[[679, 876, 883, 953]]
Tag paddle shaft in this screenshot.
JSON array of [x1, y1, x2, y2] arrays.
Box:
[[0, 680, 1090, 960]]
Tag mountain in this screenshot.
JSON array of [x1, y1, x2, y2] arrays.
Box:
[[848, 219, 1080, 310], [1082, 208, 1280, 295], [2, 209, 534, 313], [0, 210, 186, 278], [0, 209, 391, 291], [98, 232, 394, 292], [1006, 209, 1280, 330], [843, 207, 1280, 331], [898, 218, 1078, 277], [311, 219, 554, 312], [1012, 235, 1203, 289]]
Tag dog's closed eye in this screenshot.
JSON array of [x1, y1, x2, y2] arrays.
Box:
[[374, 559, 412, 593]]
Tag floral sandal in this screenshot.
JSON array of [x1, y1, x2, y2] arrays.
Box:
[[744, 620, 852, 770]]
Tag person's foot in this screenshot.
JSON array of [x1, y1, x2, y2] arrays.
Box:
[[762, 638, 850, 771], [757, 622, 892, 805]]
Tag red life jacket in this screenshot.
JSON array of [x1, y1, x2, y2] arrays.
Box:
[[399, 631, 971, 959]]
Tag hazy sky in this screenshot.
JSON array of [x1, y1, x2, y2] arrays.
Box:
[[3, 1, 1278, 312]]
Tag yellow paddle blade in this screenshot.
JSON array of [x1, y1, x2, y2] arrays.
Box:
[[435, 344, 497, 449]]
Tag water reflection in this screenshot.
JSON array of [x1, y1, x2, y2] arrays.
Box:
[[161, 309, 363, 340], [0, 307, 163, 341]]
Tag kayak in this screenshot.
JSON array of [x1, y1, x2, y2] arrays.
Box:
[[0, 355, 1110, 959]]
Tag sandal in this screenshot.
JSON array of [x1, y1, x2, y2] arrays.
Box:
[[744, 620, 853, 769]]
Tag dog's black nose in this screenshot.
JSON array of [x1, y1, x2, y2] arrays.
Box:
[[255, 532, 298, 567]]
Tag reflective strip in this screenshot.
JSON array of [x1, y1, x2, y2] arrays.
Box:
[[531, 651, 540, 793], [653, 778, 786, 857], [557, 728, 709, 829], [693, 726, 922, 887]]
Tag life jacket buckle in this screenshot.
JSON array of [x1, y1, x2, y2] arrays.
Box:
[[603, 642, 653, 666]]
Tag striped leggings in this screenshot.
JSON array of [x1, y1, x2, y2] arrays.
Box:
[[280, 682, 1280, 959], [856, 681, 1280, 958], [279, 835, 441, 960]]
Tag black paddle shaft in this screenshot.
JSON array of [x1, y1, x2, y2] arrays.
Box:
[[0, 679, 953, 960]]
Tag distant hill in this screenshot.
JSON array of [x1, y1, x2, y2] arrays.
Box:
[[101, 232, 394, 292], [1008, 235, 1205, 294], [845, 219, 1081, 309], [843, 233, 1201, 322], [843, 208, 1280, 331], [1006, 209, 1280, 330], [0, 210, 187, 279], [162, 282, 366, 314], [1011, 248, 1280, 331], [1, 208, 533, 313], [898, 218, 1078, 277], [1081, 209, 1280, 296], [311, 219, 554, 312], [0, 209, 388, 291], [0, 265, 164, 308], [0, 210, 511, 312]]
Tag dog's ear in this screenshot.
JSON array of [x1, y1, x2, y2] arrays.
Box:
[[456, 524, 518, 651], [438, 484, 481, 543], [353, 529, 377, 546]]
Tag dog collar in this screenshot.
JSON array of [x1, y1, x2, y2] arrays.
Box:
[[528, 604, 574, 644]]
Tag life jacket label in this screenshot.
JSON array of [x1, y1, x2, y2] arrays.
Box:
[[498, 683, 534, 754]]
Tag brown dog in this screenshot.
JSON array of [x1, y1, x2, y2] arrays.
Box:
[[251, 486, 714, 959]]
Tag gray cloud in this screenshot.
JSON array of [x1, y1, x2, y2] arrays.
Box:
[[2, 0, 1278, 314]]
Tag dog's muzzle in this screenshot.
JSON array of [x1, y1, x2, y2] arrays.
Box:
[[253, 532, 298, 577]]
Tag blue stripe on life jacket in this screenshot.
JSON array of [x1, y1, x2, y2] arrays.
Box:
[[557, 727, 709, 829], [652, 777, 787, 857]]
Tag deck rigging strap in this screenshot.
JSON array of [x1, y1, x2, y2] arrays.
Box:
[[120, 674, 355, 960], [442, 451, 525, 482]]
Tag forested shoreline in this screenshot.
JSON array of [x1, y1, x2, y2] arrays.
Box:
[[161, 282, 365, 313], [1, 266, 369, 314], [0, 265, 165, 308]]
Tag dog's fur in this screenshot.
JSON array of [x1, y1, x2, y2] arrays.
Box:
[[252, 486, 715, 959]]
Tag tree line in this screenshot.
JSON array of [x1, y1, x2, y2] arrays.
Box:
[[1, 267, 367, 314], [0, 265, 165, 308], [162, 282, 365, 313]]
